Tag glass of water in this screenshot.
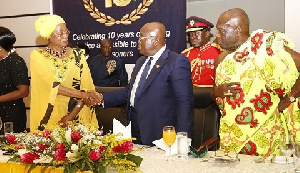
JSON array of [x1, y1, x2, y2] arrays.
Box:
[[4, 122, 13, 135], [177, 132, 188, 159]]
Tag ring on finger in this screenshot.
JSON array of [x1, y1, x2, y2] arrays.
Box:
[[224, 89, 231, 96]]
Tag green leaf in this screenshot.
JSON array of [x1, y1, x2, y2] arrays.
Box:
[[8, 156, 20, 162], [70, 164, 77, 173], [64, 164, 76, 173], [27, 164, 37, 173], [40, 164, 49, 173], [126, 154, 143, 167]]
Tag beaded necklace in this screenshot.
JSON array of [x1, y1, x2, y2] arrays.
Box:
[[0, 48, 15, 61], [46, 46, 66, 58]]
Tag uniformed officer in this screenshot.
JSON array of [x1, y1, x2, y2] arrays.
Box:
[[182, 16, 222, 86]]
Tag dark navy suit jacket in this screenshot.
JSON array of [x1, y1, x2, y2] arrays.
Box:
[[102, 48, 194, 145]]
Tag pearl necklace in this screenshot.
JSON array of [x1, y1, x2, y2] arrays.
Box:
[[46, 46, 66, 58], [0, 48, 15, 61]]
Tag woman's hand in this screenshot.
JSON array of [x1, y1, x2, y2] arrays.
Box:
[[81, 91, 103, 106], [58, 114, 74, 128], [58, 99, 84, 127]]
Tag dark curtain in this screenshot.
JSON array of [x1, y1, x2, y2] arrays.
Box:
[[53, 0, 186, 64]]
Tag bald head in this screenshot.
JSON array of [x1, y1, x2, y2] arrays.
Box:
[[220, 8, 250, 36], [138, 22, 166, 56], [142, 22, 166, 42], [215, 8, 250, 51]]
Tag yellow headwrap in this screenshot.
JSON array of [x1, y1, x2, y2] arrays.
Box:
[[35, 15, 65, 39]]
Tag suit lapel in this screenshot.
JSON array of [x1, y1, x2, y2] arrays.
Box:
[[129, 56, 147, 88], [141, 49, 170, 93]]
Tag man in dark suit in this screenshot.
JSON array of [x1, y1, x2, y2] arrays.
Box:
[[102, 22, 194, 145]]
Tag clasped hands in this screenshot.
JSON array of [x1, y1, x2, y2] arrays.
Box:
[[58, 91, 103, 127], [81, 90, 103, 107]]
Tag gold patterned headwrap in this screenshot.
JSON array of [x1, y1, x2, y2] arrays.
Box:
[[35, 15, 65, 39]]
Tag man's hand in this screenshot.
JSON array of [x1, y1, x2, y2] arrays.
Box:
[[81, 91, 103, 106], [278, 96, 292, 113], [214, 82, 242, 98]]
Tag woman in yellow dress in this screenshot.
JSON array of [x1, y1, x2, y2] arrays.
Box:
[[30, 15, 102, 132]]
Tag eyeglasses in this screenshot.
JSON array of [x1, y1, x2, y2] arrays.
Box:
[[54, 30, 70, 37], [138, 36, 156, 42]]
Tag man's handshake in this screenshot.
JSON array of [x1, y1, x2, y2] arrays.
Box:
[[81, 90, 103, 107]]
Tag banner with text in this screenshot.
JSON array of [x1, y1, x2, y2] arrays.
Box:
[[52, 0, 186, 64]]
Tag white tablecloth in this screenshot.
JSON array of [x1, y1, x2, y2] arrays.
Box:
[[0, 147, 293, 173], [134, 147, 291, 173]]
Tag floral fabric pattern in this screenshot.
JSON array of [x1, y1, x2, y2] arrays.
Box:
[[215, 29, 300, 157]]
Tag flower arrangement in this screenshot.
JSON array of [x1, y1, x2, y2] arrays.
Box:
[[1, 122, 143, 173]]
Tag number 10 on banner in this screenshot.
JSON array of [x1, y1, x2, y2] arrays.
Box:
[[105, 0, 132, 8]]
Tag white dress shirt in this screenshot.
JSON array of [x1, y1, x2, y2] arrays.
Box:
[[130, 45, 166, 107]]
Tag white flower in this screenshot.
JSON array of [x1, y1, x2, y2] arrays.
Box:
[[33, 155, 52, 164], [18, 149, 28, 156], [35, 146, 40, 151], [65, 128, 72, 143], [52, 130, 62, 143], [93, 139, 102, 145], [66, 152, 78, 163], [78, 124, 88, 133], [71, 144, 79, 153]]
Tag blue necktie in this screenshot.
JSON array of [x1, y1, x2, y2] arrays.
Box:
[[134, 57, 153, 106]]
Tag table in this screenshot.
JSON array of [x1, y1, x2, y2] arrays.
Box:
[[134, 147, 290, 173], [0, 147, 292, 173]]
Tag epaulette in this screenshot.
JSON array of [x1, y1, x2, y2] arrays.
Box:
[[181, 47, 193, 54], [211, 43, 225, 52]]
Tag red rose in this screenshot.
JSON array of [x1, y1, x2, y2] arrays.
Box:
[[99, 146, 106, 152], [43, 130, 51, 138], [56, 143, 65, 150], [53, 143, 66, 161], [71, 131, 81, 144], [36, 143, 50, 152], [89, 150, 102, 161], [53, 149, 66, 161], [113, 141, 134, 153], [33, 133, 39, 136], [122, 141, 134, 152], [20, 152, 40, 163], [6, 135, 17, 144]]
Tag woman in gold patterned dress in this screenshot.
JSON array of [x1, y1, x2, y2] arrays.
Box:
[[30, 15, 102, 132]]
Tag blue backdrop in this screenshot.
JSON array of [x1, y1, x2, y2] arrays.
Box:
[[52, 0, 186, 64]]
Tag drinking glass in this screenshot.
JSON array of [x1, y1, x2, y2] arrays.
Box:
[[279, 135, 295, 173], [4, 122, 13, 135], [177, 132, 188, 159], [163, 126, 176, 159]]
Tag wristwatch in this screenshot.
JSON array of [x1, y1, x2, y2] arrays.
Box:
[[288, 93, 296, 103]]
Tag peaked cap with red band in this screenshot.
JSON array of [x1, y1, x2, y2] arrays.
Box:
[[186, 16, 214, 32]]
